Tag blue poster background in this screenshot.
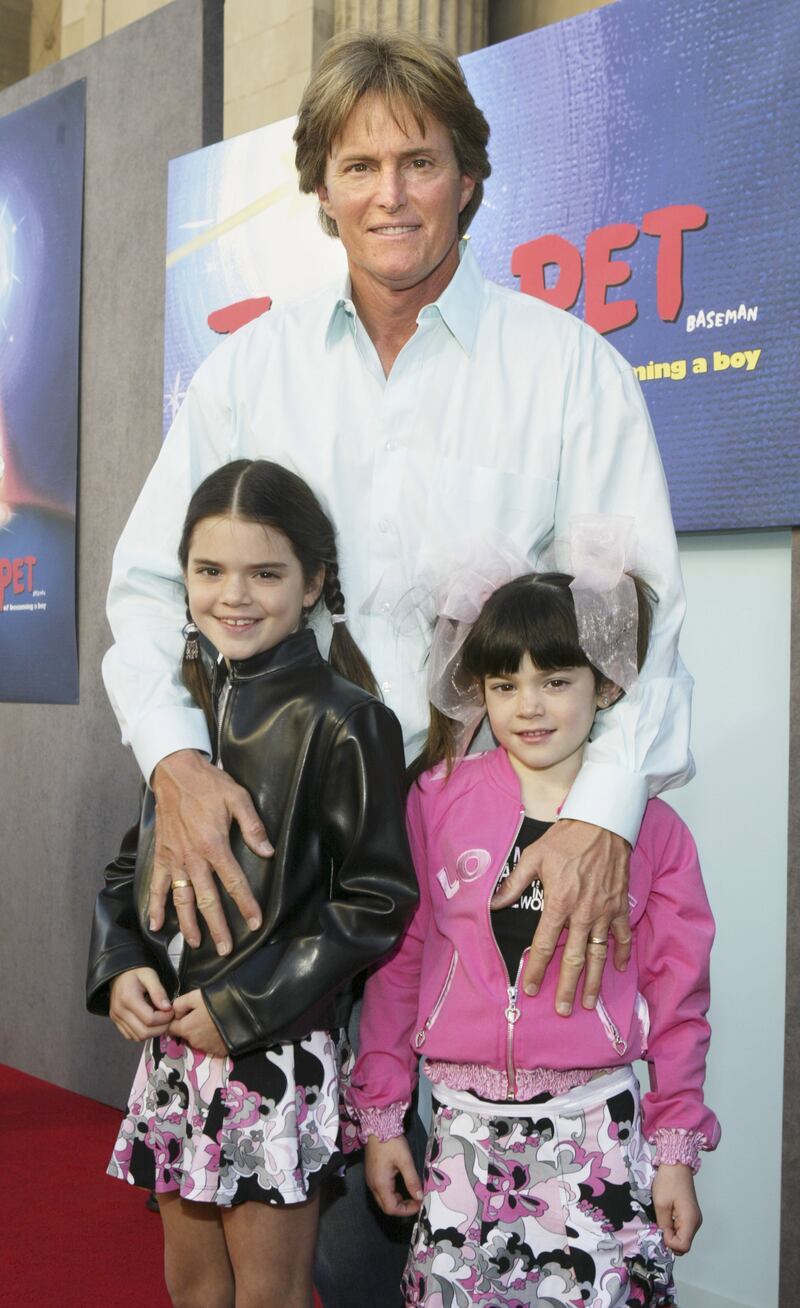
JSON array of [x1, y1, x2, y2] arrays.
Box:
[[163, 0, 798, 532], [463, 0, 799, 530], [0, 81, 84, 703]]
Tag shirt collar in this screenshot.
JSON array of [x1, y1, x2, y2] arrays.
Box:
[[325, 269, 359, 348], [324, 238, 484, 355]]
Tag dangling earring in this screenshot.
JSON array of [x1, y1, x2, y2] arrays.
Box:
[[182, 620, 200, 661]]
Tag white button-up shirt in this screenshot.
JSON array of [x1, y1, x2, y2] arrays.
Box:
[[104, 244, 692, 844]]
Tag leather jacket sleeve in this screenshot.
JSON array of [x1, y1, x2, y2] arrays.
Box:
[[85, 815, 170, 1014], [202, 699, 419, 1055]]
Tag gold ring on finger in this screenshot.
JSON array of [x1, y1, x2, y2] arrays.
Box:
[[589, 936, 608, 947], [171, 879, 191, 889]]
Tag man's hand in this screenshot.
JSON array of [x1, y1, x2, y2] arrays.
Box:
[[652, 1163, 702, 1254], [365, 1135, 424, 1218], [109, 967, 174, 1042], [169, 988, 228, 1057], [150, 749, 272, 955], [491, 818, 631, 1014]]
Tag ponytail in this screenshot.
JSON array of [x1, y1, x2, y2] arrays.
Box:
[[322, 560, 381, 700], [180, 611, 215, 737], [406, 704, 463, 788]]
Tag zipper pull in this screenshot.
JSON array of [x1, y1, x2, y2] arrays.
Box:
[[596, 996, 629, 1056], [505, 984, 520, 1101], [414, 1029, 427, 1049], [505, 985, 520, 1025]]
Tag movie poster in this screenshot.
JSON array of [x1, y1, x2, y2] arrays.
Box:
[[163, 0, 798, 531], [463, 0, 799, 531], [0, 80, 85, 703]]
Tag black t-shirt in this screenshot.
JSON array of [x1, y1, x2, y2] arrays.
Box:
[[491, 815, 551, 981]]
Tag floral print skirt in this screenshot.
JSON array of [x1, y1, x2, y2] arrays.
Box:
[[108, 1028, 352, 1207], [402, 1067, 675, 1307]]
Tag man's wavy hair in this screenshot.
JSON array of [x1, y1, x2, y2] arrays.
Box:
[[294, 29, 491, 239]]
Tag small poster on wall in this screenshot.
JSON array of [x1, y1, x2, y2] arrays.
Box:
[[162, 0, 797, 532], [0, 80, 84, 703]]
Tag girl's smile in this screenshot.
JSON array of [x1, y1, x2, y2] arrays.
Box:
[[184, 515, 322, 661]]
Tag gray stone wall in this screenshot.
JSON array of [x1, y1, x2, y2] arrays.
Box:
[[0, 0, 222, 1108]]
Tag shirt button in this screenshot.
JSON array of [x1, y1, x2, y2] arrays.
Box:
[[381, 680, 392, 693], [384, 439, 398, 452], [381, 601, 392, 613], [378, 519, 390, 533]]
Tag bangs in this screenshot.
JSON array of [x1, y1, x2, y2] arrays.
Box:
[[462, 575, 589, 679]]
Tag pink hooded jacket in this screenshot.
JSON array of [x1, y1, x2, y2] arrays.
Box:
[[349, 747, 720, 1169]]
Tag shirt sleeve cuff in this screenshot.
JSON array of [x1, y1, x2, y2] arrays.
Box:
[[354, 1102, 409, 1145], [130, 705, 213, 785], [558, 761, 649, 845], [650, 1127, 707, 1173]]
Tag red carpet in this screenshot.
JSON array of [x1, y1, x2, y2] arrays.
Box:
[[1, 1063, 325, 1307]]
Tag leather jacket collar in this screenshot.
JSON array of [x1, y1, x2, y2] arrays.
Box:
[[211, 626, 321, 686]]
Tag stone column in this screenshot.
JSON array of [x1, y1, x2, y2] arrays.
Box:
[[489, 0, 613, 46], [334, 0, 488, 55]]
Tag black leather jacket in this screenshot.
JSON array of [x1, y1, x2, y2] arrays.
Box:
[[86, 629, 418, 1056]]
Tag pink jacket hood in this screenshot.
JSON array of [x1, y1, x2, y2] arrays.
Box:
[[350, 747, 720, 1159]]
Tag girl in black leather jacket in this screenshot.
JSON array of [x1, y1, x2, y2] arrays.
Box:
[[87, 459, 417, 1308]]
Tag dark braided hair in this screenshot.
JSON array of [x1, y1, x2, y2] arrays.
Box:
[[178, 460, 380, 726], [321, 555, 379, 697], [322, 558, 346, 619]]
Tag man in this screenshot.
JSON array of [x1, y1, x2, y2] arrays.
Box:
[[104, 30, 692, 1305]]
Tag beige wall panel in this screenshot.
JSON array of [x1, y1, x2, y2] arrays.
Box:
[[60, 0, 84, 23], [60, 16, 85, 53], [226, 7, 313, 98], [226, 0, 311, 44], [82, 0, 103, 42], [29, 0, 63, 73], [225, 66, 310, 136]]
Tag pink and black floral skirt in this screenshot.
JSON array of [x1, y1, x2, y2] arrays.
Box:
[[107, 1028, 353, 1206], [403, 1067, 676, 1307]]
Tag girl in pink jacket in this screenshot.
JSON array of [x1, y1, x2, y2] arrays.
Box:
[[347, 556, 719, 1308]]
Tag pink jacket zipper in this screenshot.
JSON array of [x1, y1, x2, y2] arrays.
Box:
[[414, 949, 459, 1048], [488, 809, 525, 1099]]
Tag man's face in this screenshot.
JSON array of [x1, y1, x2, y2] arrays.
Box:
[[317, 93, 476, 298]]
